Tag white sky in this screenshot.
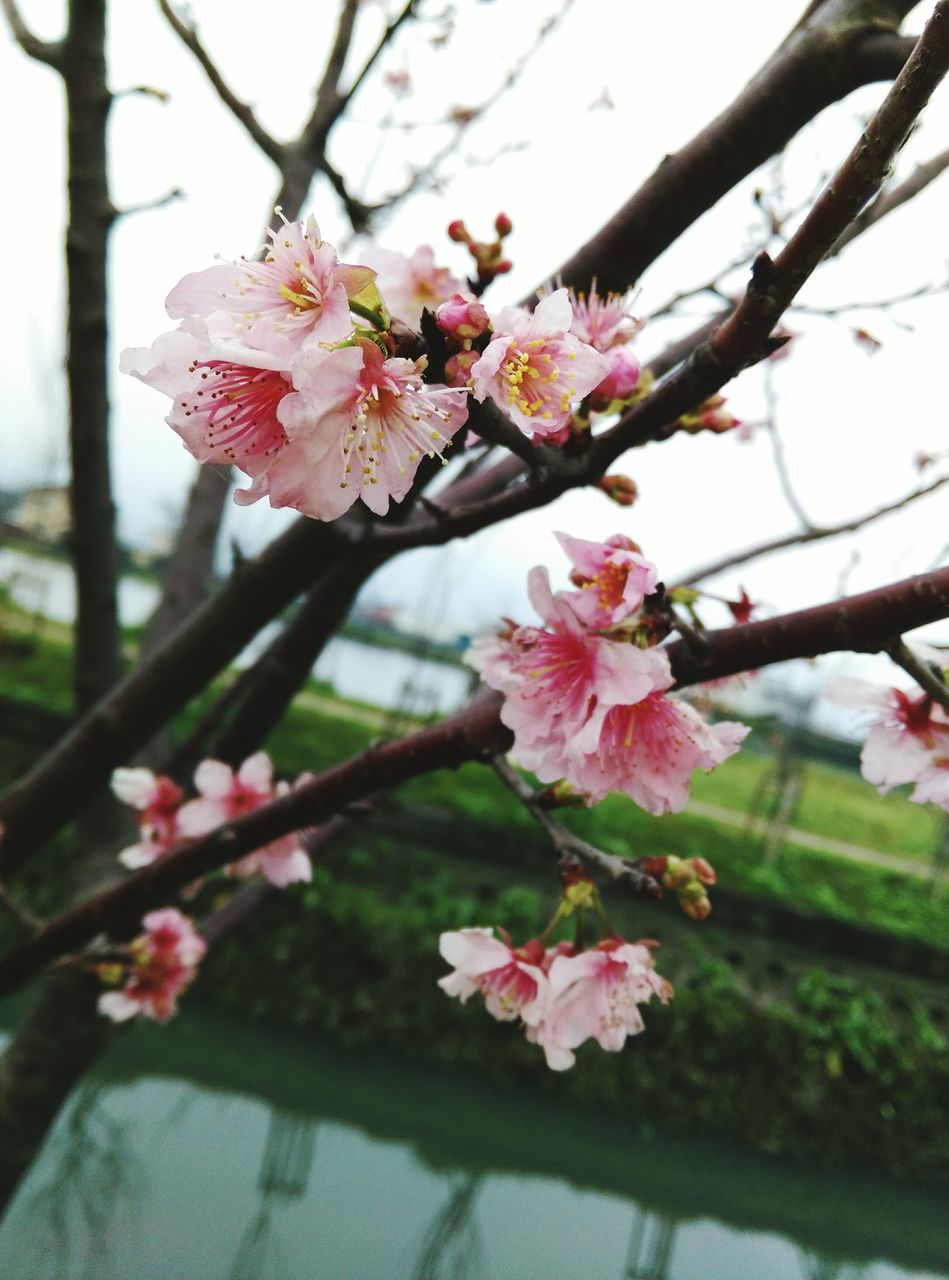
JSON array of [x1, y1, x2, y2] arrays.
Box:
[[1, 0, 947, 728]]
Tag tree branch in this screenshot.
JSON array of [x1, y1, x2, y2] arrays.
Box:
[[3, 567, 949, 996], [887, 638, 949, 710], [156, 0, 283, 163], [0, 0, 62, 67], [674, 472, 949, 586]]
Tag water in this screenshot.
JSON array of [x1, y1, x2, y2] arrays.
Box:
[[0, 1011, 945, 1280], [0, 549, 470, 714]]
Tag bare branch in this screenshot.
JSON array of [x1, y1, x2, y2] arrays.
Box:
[[832, 144, 949, 252], [0, 0, 62, 67], [675, 472, 949, 586], [887, 638, 949, 711], [341, 0, 416, 110], [156, 0, 283, 163], [763, 361, 815, 529], [113, 186, 184, 219]]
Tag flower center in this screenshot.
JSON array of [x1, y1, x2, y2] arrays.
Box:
[[503, 340, 574, 420], [185, 361, 289, 460]]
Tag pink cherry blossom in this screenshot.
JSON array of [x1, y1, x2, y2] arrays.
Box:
[[438, 928, 549, 1025], [567, 287, 641, 351], [177, 753, 312, 888], [98, 909, 207, 1023], [572, 689, 749, 814], [470, 290, 609, 438], [435, 292, 490, 341], [111, 767, 183, 870], [911, 755, 949, 810], [827, 677, 949, 795], [588, 346, 641, 410], [120, 318, 295, 490], [165, 213, 373, 347], [530, 939, 672, 1071], [555, 531, 658, 629], [254, 339, 469, 521], [467, 567, 669, 782], [359, 243, 462, 328]]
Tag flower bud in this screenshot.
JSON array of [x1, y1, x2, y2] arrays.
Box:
[[597, 474, 639, 507], [447, 219, 470, 244], [589, 346, 641, 410], [444, 349, 478, 387], [494, 212, 513, 237], [435, 292, 490, 340]]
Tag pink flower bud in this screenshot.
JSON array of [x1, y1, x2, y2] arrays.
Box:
[[589, 346, 641, 410], [494, 212, 513, 237], [445, 349, 479, 386], [435, 292, 490, 340], [447, 219, 470, 243]]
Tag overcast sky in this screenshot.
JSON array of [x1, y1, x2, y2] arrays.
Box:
[[1, 0, 947, 730]]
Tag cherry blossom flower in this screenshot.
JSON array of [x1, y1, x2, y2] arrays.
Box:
[[111, 767, 183, 870], [467, 567, 669, 782], [120, 318, 296, 490], [567, 287, 641, 352], [911, 755, 949, 810], [359, 243, 462, 328], [254, 339, 469, 521], [438, 928, 549, 1025], [572, 689, 749, 814], [165, 213, 373, 347], [827, 677, 949, 795], [555, 531, 658, 629], [470, 290, 609, 438], [177, 753, 312, 887], [529, 938, 672, 1071], [98, 909, 207, 1023]]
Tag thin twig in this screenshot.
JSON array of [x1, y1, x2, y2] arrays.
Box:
[[675, 471, 949, 587], [156, 0, 282, 162], [491, 756, 661, 895], [763, 360, 814, 530], [887, 638, 949, 711]]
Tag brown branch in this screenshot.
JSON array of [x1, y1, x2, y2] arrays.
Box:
[[0, 518, 355, 876], [0, 0, 62, 66], [832, 144, 949, 251], [156, 0, 283, 162], [544, 1, 923, 295], [3, 567, 949, 995], [491, 756, 661, 895], [341, 0, 416, 109], [674, 472, 949, 586], [63, 0, 122, 711], [887, 638, 949, 711]]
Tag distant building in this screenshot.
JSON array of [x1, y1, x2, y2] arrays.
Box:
[[8, 485, 71, 543]]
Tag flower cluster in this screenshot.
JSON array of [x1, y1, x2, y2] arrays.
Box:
[[121, 214, 470, 520], [111, 752, 312, 887], [828, 675, 949, 811], [468, 533, 748, 815], [98, 908, 207, 1023], [439, 922, 671, 1072]]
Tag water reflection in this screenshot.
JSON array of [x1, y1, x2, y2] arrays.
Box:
[[0, 1013, 945, 1280], [411, 1175, 485, 1280], [229, 1110, 318, 1280], [12, 1080, 142, 1280], [624, 1209, 677, 1278]]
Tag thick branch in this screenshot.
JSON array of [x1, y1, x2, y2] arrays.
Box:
[[545, 1, 923, 293], [63, 0, 122, 711], [3, 567, 949, 995], [887, 638, 949, 710], [0, 519, 353, 875]]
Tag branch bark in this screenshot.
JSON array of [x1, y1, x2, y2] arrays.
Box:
[[3, 566, 949, 997]]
